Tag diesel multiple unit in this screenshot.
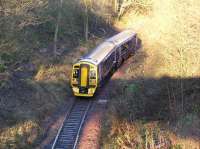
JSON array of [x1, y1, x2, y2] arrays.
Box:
[[71, 30, 141, 97]]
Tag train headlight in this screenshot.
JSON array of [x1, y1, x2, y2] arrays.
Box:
[[73, 69, 79, 78], [88, 88, 95, 94], [89, 79, 96, 84], [72, 78, 78, 84], [72, 87, 79, 93]]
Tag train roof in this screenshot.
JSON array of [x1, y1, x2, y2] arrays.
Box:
[[79, 30, 136, 65], [80, 41, 115, 65], [106, 29, 136, 45]]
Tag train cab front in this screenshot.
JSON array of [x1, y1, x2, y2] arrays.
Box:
[[71, 62, 97, 97]]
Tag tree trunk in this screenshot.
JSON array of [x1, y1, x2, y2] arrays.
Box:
[[0, 0, 5, 15], [83, 0, 91, 41], [114, 0, 118, 14], [84, 10, 89, 41], [54, 0, 63, 56]]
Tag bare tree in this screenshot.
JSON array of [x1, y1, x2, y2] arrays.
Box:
[[54, 0, 63, 56], [0, 0, 5, 15], [82, 0, 92, 41]]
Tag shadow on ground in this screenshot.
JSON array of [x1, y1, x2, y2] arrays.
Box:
[[103, 76, 200, 140]]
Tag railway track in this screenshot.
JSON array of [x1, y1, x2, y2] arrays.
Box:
[[52, 99, 92, 149]]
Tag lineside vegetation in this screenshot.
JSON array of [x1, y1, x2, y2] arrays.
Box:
[[102, 0, 200, 148], [0, 0, 199, 148], [0, 0, 115, 148]]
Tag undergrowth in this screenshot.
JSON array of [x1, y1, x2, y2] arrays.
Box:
[[102, 0, 200, 148], [102, 77, 200, 148], [0, 0, 115, 148]]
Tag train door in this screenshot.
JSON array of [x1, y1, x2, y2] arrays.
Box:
[[131, 35, 141, 52], [116, 46, 123, 67], [122, 42, 130, 59], [132, 35, 137, 52], [80, 64, 89, 88]]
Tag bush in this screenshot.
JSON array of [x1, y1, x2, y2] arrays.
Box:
[[0, 52, 16, 65], [0, 64, 6, 73]]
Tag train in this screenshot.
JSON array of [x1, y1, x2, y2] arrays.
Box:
[[70, 30, 141, 97]]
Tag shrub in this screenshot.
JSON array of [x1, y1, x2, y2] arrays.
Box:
[[0, 64, 6, 73]]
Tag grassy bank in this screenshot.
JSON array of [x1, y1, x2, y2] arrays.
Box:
[[0, 0, 116, 148], [102, 0, 200, 148], [101, 76, 200, 148], [1, 0, 200, 148]]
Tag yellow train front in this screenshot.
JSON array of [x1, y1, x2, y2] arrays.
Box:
[[71, 61, 98, 97], [71, 30, 140, 97]]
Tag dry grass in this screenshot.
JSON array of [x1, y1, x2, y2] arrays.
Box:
[[102, 0, 200, 148], [118, 0, 200, 78], [0, 30, 107, 148], [102, 119, 200, 149], [0, 0, 111, 146], [0, 120, 40, 149], [169, 132, 200, 149], [1, 0, 200, 148], [102, 78, 200, 149], [35, 64, 71, 82]]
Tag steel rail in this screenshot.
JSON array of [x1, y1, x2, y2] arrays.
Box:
[[51, 101, 76, 149], [52, 100, 92, 149], [72, 101, 91, 149]]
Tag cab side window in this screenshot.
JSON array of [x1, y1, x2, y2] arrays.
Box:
[[73, 69, 79, 78]]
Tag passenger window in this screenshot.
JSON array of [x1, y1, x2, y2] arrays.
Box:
[[73, 69, 79, 78], [131, 37, 136, 49], [102, 52, 115, 74], [124, 43, 129, 49]]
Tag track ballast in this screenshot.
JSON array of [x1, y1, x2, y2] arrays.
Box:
[[52, 100, 92, 149]]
